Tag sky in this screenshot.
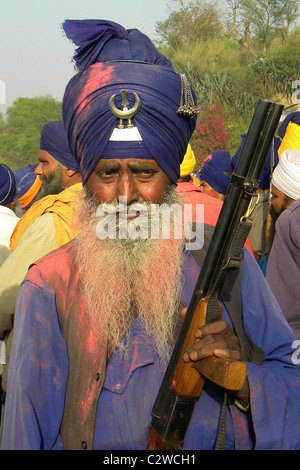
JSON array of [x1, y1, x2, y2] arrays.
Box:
[[0, 0, 171, 115]]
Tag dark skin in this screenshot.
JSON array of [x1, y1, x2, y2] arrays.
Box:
[[86, 158, 250, 408], [180, 308, 250, 407]]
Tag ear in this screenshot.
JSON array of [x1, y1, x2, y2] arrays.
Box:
[[66, 169, 77, 177]]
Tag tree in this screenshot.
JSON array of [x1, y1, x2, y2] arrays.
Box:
[[155, 0, 224, 49], [5, 95, 62, 134], [249, 27, 300, 97], [0, 95, 62, 170], [0, 113, 5, 134], [236, 0, 300, 55]]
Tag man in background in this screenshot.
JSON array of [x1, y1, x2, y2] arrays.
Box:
[[14, 165, 43, 217], [266, 148, 300, 339], [0, 164, 19, 263], [0, 120, 82, 430]]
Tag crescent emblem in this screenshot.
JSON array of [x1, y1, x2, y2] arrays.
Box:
[[109, 89, 141, 128]]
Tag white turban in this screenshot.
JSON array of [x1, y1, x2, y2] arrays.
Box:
[[272, 149, 300, 200]]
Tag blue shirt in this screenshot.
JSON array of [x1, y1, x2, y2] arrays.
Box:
[[2, 249, 300, 450]]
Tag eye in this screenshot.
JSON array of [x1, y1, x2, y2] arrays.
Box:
[[97, 168, 118, 179], [134, 168, 155, 178]]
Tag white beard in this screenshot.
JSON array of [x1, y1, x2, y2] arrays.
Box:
[[74, 186, 185, 360]]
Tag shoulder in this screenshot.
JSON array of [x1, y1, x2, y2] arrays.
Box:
[[0, 211, 19, 225], [24, 239, 77, 296], [275, 200, 300, 245], [33, 239, 76, 271], [279, 199, 300, 219], [21, 212, 55, 237]]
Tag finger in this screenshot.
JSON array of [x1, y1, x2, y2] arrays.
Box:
[[184, 346, 241, 362], [183, 334, 241, 362], [195, 320, 231, 339], [183, 340, 220, 362], [213, 348, 242, 361]]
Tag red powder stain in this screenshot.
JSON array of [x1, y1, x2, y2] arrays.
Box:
[[74, 63, 116, 117]]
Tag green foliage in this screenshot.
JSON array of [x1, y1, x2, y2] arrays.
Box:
[[0, 95, 62, 171], [156, 2, 300, 164], [249, 29, 300, 97], [155, 0, 224, 50]]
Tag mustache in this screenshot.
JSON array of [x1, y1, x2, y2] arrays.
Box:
[[93, 193, 184, 243]]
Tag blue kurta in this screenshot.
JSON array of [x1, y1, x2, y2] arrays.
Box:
[[2, 248, 300, 450]]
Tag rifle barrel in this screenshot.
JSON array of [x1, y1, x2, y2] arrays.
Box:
[[149, 99, 284, 449]]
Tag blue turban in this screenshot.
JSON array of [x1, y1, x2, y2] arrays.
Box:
[[15, 165, 43, 209], [62, 20, 197, 185], [0, 164, 16, 205], [62, 19, 173, 72], [198, 150, 233, 195], [62, 60, 197, 187], [40, 120, 79, 172]]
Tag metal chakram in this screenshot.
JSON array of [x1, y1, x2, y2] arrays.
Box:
[[109, 89, 141, 129]]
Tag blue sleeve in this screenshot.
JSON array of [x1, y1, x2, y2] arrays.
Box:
[[241, 249, 300, 449], [1, 266, 68, 450]]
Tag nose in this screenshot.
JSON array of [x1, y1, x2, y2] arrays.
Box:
[[35, 163, 43, 176], [117, 173, 139, 206]]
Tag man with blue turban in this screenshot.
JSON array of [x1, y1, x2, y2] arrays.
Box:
[[0, 164, 19, 261], [0, 121, 82, 428], [197, 150, 233, 201], [2, 20, 300, 451], [14, 165, 43, 217]]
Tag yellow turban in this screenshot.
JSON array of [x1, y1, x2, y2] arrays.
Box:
[[278, 122, 300, 158], [180, 144, 196, 177]]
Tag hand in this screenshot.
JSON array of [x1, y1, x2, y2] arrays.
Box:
[[180, 307, 250, 407], [182, 318, 242, 363]]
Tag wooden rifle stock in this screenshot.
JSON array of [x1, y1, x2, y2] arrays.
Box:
[[149, 99, 284, 450]]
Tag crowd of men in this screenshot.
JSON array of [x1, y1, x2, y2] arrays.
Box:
[[0, 19, 299, 450]]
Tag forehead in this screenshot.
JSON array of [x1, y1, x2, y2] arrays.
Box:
[[94, 158, 160, 168], [271, 184, 284, 198], [37, 150, 57, 164]]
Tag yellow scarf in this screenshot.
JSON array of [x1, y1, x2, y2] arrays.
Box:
[[10, 183, 83, 252]]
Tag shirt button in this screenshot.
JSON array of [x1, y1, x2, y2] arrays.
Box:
[[81, 440, 87, 450], [95, 373, 100, 381]]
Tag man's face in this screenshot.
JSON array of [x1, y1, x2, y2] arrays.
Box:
[[269, 184, 289, 221], [35, 150, 64, 197], [85, 158, 171, 208], [199, 180, 224, 201]]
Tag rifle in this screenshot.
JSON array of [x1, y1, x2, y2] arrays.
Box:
[[149, 99, 284, 450]]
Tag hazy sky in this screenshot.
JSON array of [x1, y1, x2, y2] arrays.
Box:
[[0, 0, 170, 114]]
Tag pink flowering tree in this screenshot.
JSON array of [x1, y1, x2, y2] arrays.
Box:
[[191, 103, 230, 168]]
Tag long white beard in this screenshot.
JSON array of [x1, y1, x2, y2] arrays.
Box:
[[74, 187, 185, 360]]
